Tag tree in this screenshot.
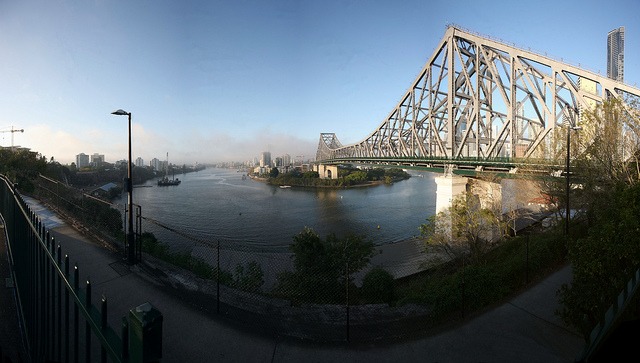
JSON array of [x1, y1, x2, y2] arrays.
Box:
[[233, 261, 265, 292], [534, 98, 640, 225], [269, 167, 279, 178], [276, 227, 375, 303], [420, 191, 507, 264], [361, 267, 395, 304], [556, 98, 640, 336]]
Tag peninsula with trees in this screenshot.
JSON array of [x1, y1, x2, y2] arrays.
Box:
[[260, 165, 411, 188]]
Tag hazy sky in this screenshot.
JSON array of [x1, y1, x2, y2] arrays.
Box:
[[1, 0, 638, 165]]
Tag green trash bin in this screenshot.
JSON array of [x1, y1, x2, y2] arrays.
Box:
[[129, 302, 163, 362]]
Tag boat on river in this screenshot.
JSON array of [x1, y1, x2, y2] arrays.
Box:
[[158, 153, 181, 186]]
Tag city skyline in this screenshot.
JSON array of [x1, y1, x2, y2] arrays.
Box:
[[73, 149, 300, 169], [1, 1, 639, 165]]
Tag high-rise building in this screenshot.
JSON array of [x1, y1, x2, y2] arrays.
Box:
[[150, 158, 161, 171], [260, 151, 271, 167], [76, 153, 89, 168], [135, 157, 144, 167], [607, 27, 625, 82], [282, 154, 291, 166], [91, 153, 105, 167]]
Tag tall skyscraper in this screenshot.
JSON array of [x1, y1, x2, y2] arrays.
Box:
[[607, 27, 625, 82], [260, 151, 271, 167]]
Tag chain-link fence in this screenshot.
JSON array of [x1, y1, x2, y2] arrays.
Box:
[[30, 175, 565, 343]]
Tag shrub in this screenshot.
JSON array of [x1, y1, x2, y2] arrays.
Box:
[[361, 267, 395, 304]]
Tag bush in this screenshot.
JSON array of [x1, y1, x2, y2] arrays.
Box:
[[233, 261, 265, 292], [361, 267, 395, 304]]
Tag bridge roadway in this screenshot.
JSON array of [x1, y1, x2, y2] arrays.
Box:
[[0, 198, 589, 362]]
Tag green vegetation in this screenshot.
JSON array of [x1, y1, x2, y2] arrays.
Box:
[[0, 149, 47, 192], [140, 232, 221, 280], [233, 261, 265, 292], [361, 267, 395, 305], [267, 166, 410, 188], [397, 229, 567, 322], [420, 191, 507, 264], [553, 99, 640, 337], [275, 227, 375, 304]]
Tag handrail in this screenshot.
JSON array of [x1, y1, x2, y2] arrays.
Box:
[[0, 174, 161, 362], [577, 268, 640, 362]]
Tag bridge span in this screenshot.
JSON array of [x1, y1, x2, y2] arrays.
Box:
[[314, 25, 640, 210], [316, 25, 640, 170]]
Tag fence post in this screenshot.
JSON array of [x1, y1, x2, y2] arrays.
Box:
[[345, 260, 350, 343], [526, 234, 530, 285], [217, 241, 220, 314], [461, 257, 465, 319], [85, 280, 92, 363], [128, 302, 163, 363]]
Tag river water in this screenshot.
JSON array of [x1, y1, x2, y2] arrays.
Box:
[[114, 167, 438, 253]]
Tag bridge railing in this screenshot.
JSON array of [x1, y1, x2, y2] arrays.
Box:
[[577, 268, 640, 362], [0, 175, 162, 363]]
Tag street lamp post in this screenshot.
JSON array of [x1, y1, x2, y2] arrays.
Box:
[[564, 105, 581, 236], [111, 109, 136, 264]]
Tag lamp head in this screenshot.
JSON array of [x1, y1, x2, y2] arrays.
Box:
[[111, 109, 130, 116]]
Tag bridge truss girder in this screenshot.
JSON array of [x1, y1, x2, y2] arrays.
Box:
[[316, 26, 640, 165]]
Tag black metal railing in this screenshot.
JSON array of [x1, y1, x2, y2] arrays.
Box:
[[0, 175, 161, 362], [577, 268, 640, 362]]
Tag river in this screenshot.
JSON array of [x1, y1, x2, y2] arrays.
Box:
[[114, 167, 438, 253]]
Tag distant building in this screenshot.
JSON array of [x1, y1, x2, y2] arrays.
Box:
[[260, 151, 271, 168], [91, 153, 105, 167], [150, 158, 162, 171], [282, 154, 291, 166], [607, 27, 625, 82], [76, 153, 89, 168], [135, 157, 144, 167]]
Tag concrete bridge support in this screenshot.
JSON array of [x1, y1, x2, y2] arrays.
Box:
[[314, 164, 339, 180], [435, 175, 506, 214], [434, 174, 469, 214]]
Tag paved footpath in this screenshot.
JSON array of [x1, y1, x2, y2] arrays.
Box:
[[2, 199, 585, 362]]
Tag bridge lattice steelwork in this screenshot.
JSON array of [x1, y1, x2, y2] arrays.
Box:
[[316, 26, 640, 171]]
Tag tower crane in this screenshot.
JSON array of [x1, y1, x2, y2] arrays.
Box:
[[0, 126, 24, 150]]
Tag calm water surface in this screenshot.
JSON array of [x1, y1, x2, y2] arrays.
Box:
[[115, 168, 438, 251]]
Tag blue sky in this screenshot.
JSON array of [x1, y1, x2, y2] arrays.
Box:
[[1, 0, 638, 165]]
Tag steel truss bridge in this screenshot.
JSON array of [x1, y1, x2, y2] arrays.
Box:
[[316, 26, 640, 173]]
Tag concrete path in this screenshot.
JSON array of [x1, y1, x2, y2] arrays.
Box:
[[1, 198, 585, 362]]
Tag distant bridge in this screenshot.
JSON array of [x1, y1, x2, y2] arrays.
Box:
[[316, 25, 640, 172]]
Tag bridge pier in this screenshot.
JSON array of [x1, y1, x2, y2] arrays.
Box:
[[314, 164, 338, 179], [434, 174, 468, 214]]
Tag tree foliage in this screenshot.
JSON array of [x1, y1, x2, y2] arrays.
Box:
[[276, 227, 375, 303], [420, 192, 507, 264], [361, 267, 395, 304], [0, 149, 47, 192], [556, 98, 640, 336]]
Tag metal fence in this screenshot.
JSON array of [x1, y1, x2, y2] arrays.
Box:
[[0, 175, 162, 362], [31, 173, 560, 343]]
